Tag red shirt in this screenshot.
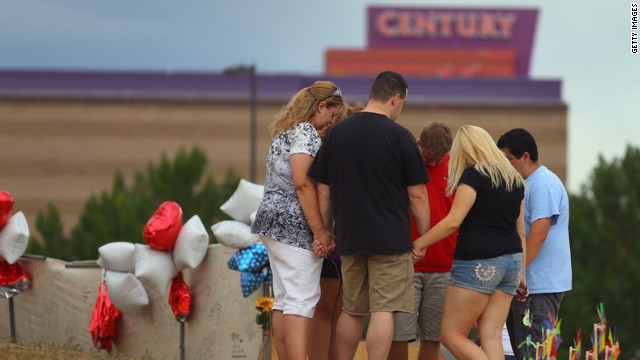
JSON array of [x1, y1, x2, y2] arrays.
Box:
[[412, 154, 457, 272]]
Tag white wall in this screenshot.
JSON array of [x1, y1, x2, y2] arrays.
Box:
[[0, 244, 264, 359]]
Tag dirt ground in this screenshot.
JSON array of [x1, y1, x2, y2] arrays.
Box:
[[0, 339, 147, 360], [0, 339, 426, 359]]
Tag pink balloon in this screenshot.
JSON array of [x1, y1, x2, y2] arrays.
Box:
[[0, 191, 14, 231], [143, 201, 183, 251]]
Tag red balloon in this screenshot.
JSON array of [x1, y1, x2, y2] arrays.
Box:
[[0, 259, 29, 286], [143, 201, 183, 251], [168, 271, 191, 322], [0, 191, 14, 230], [0, 259, 31, 299], [89, 282, 121, 351]]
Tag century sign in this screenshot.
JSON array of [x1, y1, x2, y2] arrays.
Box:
[[375, 10, 517, 40], [367, 6, 538, 77]]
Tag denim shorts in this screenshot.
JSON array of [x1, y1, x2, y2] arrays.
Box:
[[449, 253, 523, 295]]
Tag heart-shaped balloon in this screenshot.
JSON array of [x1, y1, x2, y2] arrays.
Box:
[[0, 191, 14, 230], [143, 201, 183, 252]]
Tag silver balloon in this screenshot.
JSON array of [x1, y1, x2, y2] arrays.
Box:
[[0, 276, 31, 299]]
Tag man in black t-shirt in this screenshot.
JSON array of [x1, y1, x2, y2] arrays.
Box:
[[308, 71, 430, 360]]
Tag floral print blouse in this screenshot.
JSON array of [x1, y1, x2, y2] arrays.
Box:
[[251, 122, 321, 251]]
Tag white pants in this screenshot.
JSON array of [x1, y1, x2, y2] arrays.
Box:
[[261, 236, 322, 318]]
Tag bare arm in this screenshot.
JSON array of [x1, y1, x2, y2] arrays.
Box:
[[317, 183, 333, 230], [413, 184, 476, 250], [408, 183, 430, 235], [525, 217, 552, 267], [290, 153, 334, 257], [517, 200, 527, 266], [408, 183, 430, 262], [313, 183, 335, 257], [515, 200, 528, 300]]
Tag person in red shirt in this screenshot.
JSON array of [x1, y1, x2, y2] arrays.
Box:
[[389, 122, 457, 360]]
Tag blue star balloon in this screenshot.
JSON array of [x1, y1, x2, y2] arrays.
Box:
[[227, 243, 269, 272], [240, 266, 272, 298]]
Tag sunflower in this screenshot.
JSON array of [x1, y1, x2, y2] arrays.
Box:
[[255, 297, 274, 313], [254, 297, 274, 332]]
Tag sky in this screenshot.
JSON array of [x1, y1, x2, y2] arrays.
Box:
[[1, 0, 638, 192]]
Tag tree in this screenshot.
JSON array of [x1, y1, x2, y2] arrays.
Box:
[[561, 145, 640, 356], [31, 203, 70, 260], [27, 146, 241, 261]]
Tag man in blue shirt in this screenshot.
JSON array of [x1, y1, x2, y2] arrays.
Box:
[[497, 128, 572, 360]]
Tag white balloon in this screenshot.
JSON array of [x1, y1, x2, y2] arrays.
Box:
[[96, 242, 136, 273], [172, 215, 209, 271], [211, 220, 257, 249], [105, 270, 149, 318], [134, 244, 178, 296], [220, 179, 264, 224], [0, 211, 29, 264]]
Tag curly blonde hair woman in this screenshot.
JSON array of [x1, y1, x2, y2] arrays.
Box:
[[270, 81, 346, 136], [413, 125, 526, 360], [252, 81, 345, 360]]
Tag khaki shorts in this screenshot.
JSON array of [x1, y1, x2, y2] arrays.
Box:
[[341, 252, 414, 315], [393, 272, 449, 342]]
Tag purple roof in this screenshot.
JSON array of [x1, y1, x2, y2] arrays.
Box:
[[0, 69, 562, 106]]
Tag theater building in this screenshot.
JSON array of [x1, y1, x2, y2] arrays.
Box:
[[0, 6, 566, 232]]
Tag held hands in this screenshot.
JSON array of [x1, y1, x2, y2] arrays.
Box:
[[514, 277, 528, 302], [411, 247, 426, 264], [312, 228, 336, 258]]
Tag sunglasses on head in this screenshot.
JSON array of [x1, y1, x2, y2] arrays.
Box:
[[319, 87, 342, 102]]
